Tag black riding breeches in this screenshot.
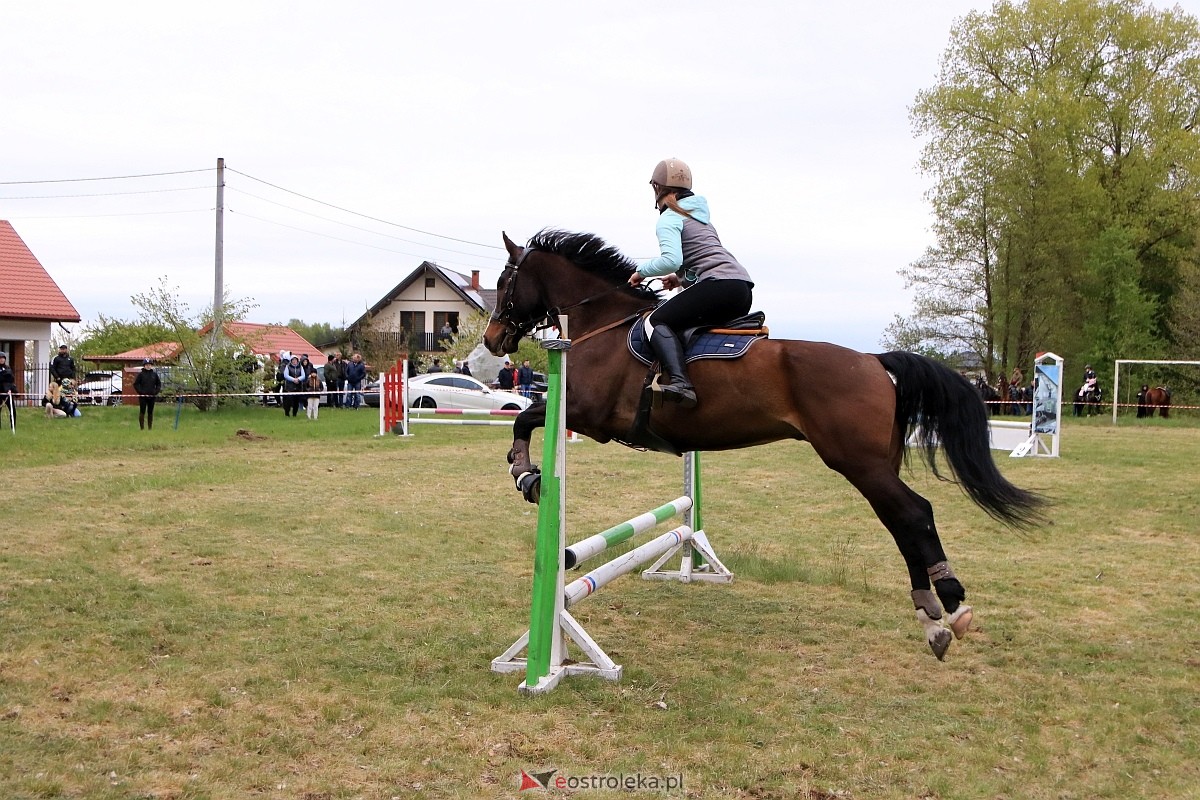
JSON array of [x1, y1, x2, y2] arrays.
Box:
[[139, 396, 157, 417], [648, 279, 753, 331]]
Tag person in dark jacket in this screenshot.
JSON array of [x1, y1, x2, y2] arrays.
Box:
[[0, 351, 17, 432], [516, 359, 535, 398], [325, 354, 344, 408], [281, 355, 306, 417], [496, 360, 515, 390], [133, 359, 162, 430], [343, 353, 368, 410], [50, 345, 77, 382]]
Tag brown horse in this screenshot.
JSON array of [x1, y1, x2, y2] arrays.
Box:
[[484, 230, 1045, 659], [1144, 386, 1172, 418]]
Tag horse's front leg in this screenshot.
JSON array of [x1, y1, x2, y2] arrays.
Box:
[[507, 401, 546, 504]]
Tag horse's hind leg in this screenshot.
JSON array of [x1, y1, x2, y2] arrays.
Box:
[[846, 467, 973, 659]]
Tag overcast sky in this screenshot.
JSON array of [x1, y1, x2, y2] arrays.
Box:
[[4, 1, 1198, 353]]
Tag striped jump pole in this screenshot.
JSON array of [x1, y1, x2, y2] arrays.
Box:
[[491, 320, 732, 695], [565, 525, 693, 606], [564, 497, 692, 569]]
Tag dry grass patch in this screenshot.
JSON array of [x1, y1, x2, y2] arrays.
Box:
[[0, 407, 1197, 798]]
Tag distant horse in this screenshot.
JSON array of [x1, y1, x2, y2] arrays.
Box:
[[1073, 380, 1103, 417], [1142, 386, 1172, 418], [484, 230, 1045, 660], [975, 377, 1001, 416]]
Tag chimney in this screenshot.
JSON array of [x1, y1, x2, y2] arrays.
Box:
[[470, 270, 480, 290]]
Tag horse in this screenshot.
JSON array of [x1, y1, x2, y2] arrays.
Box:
[[975, 377, 1001, 416], [484, 229, 1045, 660], [1073, 380, 1103, 417], [1143, 386, 1171, 418]]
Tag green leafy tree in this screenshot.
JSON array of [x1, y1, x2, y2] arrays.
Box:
[[901, 0, 1200, 376], [131, 278, 260, 410], [286, 319, 345, 350], [76, 315, 175, 366]]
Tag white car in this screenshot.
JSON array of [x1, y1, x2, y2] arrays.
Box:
[[75, 371, 123, 406], [408, 373, 532, 411]]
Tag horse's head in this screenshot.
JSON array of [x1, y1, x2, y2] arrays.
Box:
[[484, 232, 545, 356], [484, 229, 657, 355]]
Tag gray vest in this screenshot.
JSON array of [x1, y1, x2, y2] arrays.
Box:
[[680, 217, 752, 285]]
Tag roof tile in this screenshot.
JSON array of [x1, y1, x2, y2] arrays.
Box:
[[0, 220, 81, 322]]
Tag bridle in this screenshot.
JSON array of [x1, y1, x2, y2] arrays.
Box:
[[490, 247, 547, 343], [490, 246, 656, 345]]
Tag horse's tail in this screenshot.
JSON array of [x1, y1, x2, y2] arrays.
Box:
[[875, 351, 1046, 529]]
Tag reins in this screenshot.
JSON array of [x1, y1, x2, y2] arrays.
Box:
[[493, 246, 656, 348]]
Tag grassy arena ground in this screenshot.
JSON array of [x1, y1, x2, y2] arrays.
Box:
[[0, 404, 1197, 799]]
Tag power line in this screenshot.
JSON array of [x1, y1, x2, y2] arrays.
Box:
[[5, 209, 210, 220], [0, 185, 211, 200], [226, 166, 504, 250], [0, 168, 212, 185], [230, 210, 500, 272], [226, 186, 500, 261]]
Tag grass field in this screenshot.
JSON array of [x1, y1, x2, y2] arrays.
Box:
[[0, 404, 1197, 799]]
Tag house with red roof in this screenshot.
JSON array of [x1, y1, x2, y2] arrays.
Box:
[[0, 220, 82, 401], [90, 323, 321, 369]]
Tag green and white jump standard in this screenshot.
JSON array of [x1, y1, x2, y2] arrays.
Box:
[[491, 332, 732, 695]]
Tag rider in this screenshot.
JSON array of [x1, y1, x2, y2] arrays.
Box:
[[627, 158, 754, 408]]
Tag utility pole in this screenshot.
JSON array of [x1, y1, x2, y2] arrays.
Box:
[[212, 157, 225, 346]]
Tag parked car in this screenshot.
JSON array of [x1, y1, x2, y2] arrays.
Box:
[[75, 371, 123, 406], [364, 373, 532, 411]]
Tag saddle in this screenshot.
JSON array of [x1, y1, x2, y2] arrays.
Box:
[[621, 312, 769, 456], [626, 311, 769, 366]]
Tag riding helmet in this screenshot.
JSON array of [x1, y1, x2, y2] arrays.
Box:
[[650, 158, 692, 190]]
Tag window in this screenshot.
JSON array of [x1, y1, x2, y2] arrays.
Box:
[[434, 312, 459, 337], [399, 311, 425, 336], [425, 277, 436, 288]]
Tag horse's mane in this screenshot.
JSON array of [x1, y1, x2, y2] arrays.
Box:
[[528, 229, 659, 301]]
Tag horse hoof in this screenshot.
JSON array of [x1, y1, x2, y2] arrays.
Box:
[[948, 605, 973, 639], [517, 471, 541, 505], [928, 627, 953, 661]]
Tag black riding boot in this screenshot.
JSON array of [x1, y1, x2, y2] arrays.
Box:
[[139, 411, 145, 430], [649, 325, 697, 408]]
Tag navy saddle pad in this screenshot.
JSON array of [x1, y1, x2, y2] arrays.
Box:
[[627, 313, 768, 366]]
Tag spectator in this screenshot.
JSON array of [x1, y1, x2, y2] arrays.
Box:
[[50, 345, 77, 382], [0, 351, 16, 432], [454, 358, 472, 377], [133, 358, 162, 430], [44, 379, 79, 418], [439, 321, 453, 343], [344, 352, 367, 410], [496, 360, 515, 390], [304, 369, 323, 420], [1009, 366, 1024, 392], [517, 359, 534, 398], [428, 358, 444, 373], [1137, 384, 1150, 418], [281, 355, 306, 417], [325, 354, 344, 408]]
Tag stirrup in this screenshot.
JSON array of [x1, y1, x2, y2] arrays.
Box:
[[649, 374, 697, 409]]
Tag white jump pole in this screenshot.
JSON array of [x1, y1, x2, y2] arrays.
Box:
[[565, 525, 693, 607]]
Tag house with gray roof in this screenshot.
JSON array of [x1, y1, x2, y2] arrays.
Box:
[[348, 262, 495, 353]]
